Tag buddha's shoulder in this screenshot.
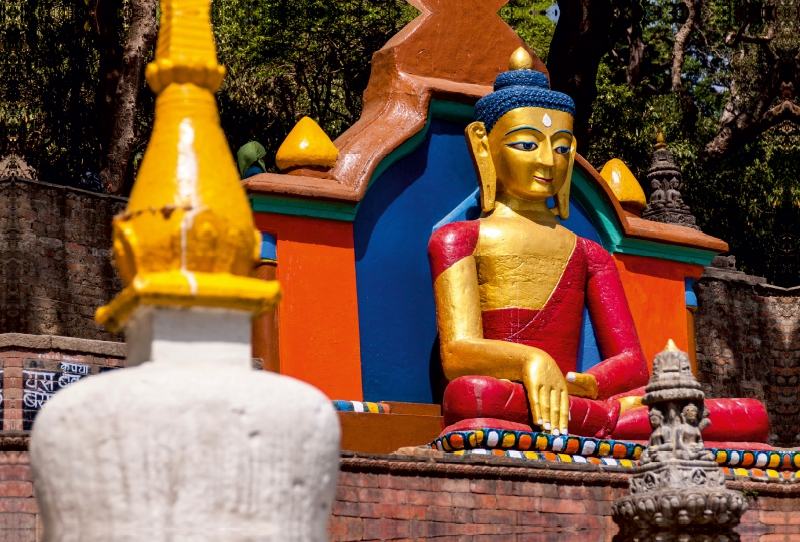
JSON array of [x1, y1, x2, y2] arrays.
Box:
[[428, 220, 480, 255]]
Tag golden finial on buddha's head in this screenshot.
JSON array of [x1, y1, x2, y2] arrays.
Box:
[[664, 339, 680, 352], [508, 47, 534, 71], [95, 0, 280, 332]]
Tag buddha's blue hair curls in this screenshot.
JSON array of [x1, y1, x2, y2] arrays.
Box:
[[474, 70, 576, 133]]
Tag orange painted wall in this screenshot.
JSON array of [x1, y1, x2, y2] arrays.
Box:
[[254, 212, 363, 400], [613, 253, 703, 370]]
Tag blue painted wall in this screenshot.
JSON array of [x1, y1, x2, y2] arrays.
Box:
[[355, 117, 607, 403]]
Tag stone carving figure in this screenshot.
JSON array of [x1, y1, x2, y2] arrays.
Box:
[[649, 178, 666, 207], [613, 342, 749, 532]]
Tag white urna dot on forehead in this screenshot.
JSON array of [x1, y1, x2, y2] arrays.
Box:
[[542, 113, 552, 127]]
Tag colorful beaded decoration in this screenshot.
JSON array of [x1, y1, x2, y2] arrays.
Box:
[[431, 429, 645, 461], [332, 400, 391, 413], [710, 448, 800, 470], [452, 448, 637, 467]]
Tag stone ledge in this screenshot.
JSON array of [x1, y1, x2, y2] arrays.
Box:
[[0, 333, 126, 357], [340, 452, 800, 493], [0, 175, 129, 203], [0, 431, 30, 451]]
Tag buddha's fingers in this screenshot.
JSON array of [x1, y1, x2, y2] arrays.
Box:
[[540, 386, 551, 431], [559, 390, 569, 435], [531, 386, 542, 427], [550, 389, 559, 436]]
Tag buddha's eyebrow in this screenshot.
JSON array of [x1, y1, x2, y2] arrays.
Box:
[[505, 125, 543, 136], [554, 129, 574, 137]]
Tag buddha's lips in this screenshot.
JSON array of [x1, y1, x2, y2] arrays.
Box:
[[533, 175, 553, 184]]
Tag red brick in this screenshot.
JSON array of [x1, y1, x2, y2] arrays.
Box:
[[496, 494, 538, 512], [0, 482, 32, 498], [453, 507, 473, 524], [335, 486, 359, 503], [362, 518, 410, 540], [383, 476, 429, 491], [0, 466, 31, 482], [328, 516, 364, 542], [513, 481, 558, 498], [426, 506, 455, 523], [357, 503, 382, 519], [539, 497, 586, 515], [405, 490, 451, 507], [472, 509, 517, 524], [0, 499, 38, 514], [469, 479, 497, 494], [0, 513, 35, 529], [437, 478, 470, 493], [356, 488, 383, 503], [332, 500, 361, 518], [379, 504, 426, 520]]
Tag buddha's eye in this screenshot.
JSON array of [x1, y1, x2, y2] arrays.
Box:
[[506, 141, 538, 151], [554, 146, 570, 154]]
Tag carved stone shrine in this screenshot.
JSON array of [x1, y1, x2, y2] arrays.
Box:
[[641, 131, 701, 230], [613, 341, 747, 532]]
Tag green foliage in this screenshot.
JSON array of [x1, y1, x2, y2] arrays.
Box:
[[581, 0, 800, 283], [499, 0, 557, 62], [211, 0, 417, 171], [0, 0, 104, 181]]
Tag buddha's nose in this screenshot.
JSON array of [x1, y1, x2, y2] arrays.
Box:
[[537, 138, 555, 168]]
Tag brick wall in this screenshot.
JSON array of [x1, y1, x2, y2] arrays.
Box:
[[0, 176, 126, 341], [330, 453, 800, 541], [693, 268, 800, 447], [0, 449, 799, 540], [0, 334, 125, 431]]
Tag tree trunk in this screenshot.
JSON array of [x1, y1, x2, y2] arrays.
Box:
[[626, 20, 645, 88], [671, 0, 700, 128], [89, 0, 124, 162], [99, 0, 158, 195], [546, 0, 614, 154]]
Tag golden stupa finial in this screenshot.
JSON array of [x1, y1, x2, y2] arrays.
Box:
[[509, 47, 534, 71], [663, 339, 680, 352], [95, 0, 280, 332], [275, 117, 339, 173], [655, 128, 667, 150]]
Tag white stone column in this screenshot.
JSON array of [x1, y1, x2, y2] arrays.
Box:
[[30, 305, 340, 542]]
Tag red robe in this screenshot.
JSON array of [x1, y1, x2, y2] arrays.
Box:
[[429, 221, 769, 443]]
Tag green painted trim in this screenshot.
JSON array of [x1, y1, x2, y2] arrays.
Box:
[[248, 99, 719, 267], [250, 195, 357, 221], [250, 99, 474, 222], [570, 167, 718, 267]]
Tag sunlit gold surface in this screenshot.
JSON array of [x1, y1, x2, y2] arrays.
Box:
[[618, 395, 644, 413], [599, 158, 647, 212], [476, 216, 575, 311], [275, 116, 339, 171], [96, 0, 280, 332], [508, 47, 534, 71], [434, 63, 598, 435]]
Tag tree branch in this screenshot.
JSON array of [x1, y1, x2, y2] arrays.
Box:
[[99, 0, 158, 195], [671, 0, 701, 127]]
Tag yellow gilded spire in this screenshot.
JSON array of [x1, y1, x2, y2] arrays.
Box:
[[275, 117, 339, 172], [95, 0, 280, 332], [599, 158, 647, 213]]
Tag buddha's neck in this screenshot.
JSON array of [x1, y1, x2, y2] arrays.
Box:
[[493, 192, 559, 225]]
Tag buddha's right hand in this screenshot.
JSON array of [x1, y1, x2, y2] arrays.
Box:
[[525, 353, 569, 436]]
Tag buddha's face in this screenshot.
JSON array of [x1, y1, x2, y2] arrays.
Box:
[[487, 106, 575, 202]]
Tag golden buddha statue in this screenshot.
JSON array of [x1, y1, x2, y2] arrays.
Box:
[[427, 48, 769, 444]]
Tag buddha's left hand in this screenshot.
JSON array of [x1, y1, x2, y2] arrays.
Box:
[[566, 372, 598, 399]]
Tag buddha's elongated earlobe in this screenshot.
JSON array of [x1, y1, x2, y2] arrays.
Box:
[[465, 122, 496, 212], [552, 137, 576, 220]]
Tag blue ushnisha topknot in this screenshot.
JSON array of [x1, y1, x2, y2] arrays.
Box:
[[475, 70, 576, 134]]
